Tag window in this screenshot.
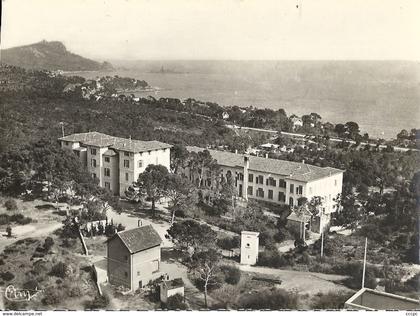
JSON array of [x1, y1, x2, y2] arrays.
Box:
[[138, 160, 143, 168], [296, 185, 303, 195], [124, 160, 130, 168], [152, 260, 159, 273], [124, 255, 128, 262], [137, 271, 140, 276], [104, 157, 110, 163], [256, 175, 263, 184], [124, 151, 129, 157], [104, 168, 110, 177], [125, 173, 129, 182], [91, 173, 96, 179], [334, 179, 338, 186], [248, 174, 254, 183], [91, 159, 97, 167], [290, 183, 294, 194], [239, 173, 244, 181], [105, 182, 110, 190], [247, 186, 253, 196], [64, 141, 69, 146], [91, 148, 97, 155], [75, 151, 80, 157], [124, 271, 128, 278], [278, 192, 285, 202], [268, 177, 276, 186], [279, 179, 286, 188], [257, 188, 264, 198], [268, 189, 273, 200], [289, 197, 294, 206]]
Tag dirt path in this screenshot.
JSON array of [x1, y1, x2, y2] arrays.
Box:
[[238, 265, 350, 295], [0, 222, 62, 254]]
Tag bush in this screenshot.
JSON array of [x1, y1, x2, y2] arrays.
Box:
[[23, 279, 40, 290], [163, 293, 187, 310], [258, 249, 293, 268], [217, 236, 240, 250], [68, 286, 82, 298], [84, 294, 110, 310], [1, 271, 15, 281], [42, 288, 63, 306], [4, 199, 18, 211], [311, 291, 351, 309], [238, 288, 298, 309], [220, 265, 241, 285], [43, 237, 54, 251], [0, 215, 10, 225], [51, 262, 70, 278]]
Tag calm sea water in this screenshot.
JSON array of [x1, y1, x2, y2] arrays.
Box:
[[70, 61, 420, 139]]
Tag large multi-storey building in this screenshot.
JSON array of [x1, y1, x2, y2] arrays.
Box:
[[59, 132, 172, 196], [186, 147, 344, 230]]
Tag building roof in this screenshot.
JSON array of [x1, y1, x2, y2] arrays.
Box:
[[287, 211, 312, 223], [103, 149, 118, 156], [186, 146, 344, 183], [345, 288, 419, 310], [107, 225, 162, 254], [162, 278, 185, 290], [59, 132, 172, 153]]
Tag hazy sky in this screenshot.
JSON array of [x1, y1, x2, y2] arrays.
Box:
[[2, 0, 419, 60]]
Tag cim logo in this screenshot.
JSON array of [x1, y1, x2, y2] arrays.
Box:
[[4, 285, 44, 302]]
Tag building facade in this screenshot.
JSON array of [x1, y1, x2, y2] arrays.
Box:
[[106, 225, 162, 291], [185, 147, 344, 230], [59, 132, 172, 196]]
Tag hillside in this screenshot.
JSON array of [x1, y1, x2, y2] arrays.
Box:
[[1, 40, 113, 71]]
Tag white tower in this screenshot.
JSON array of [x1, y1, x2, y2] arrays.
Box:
[[240, 231, 259, 265]]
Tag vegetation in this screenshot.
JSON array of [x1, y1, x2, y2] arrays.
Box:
[[311, 291, 352, 309], [238, 288, 299, 310], [163, 293, 188, 310]]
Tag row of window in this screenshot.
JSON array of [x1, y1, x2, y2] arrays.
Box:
[[233, 172, 297, 191], [91, 172, 130, 182], [91, 148, 166, 157], [91, 158, 144, 169]]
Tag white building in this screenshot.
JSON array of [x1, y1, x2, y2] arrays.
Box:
[[160, 278, 185, 303], [186, 147, 344, 228], [59, 132, 172, 196], [240, 231, 259, 265]]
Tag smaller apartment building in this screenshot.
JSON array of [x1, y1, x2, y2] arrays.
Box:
[[186, 147, 344, 216], [59, 132, 172, 196]]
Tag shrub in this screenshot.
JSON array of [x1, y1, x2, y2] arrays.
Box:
[[217, 236, 240, 250], [43, 237, 55, 251], [23, 279, 40, 290], [68, 286, 82, 298], [42, 288, 63, 306], [238, 288, 298, 310], [116, 223, 125, 232], [51, 262, 70, 278], [220, 265, 241, 285], [258, 249, 292, 268], [1, 271, 15, 281], [84, 294, 110, 310], [311, 291, 351, 309], [164, 293, 187, 310], [0, 215, 10, 225], [0, 259, 4, 265], [4, 199, 18, 211]]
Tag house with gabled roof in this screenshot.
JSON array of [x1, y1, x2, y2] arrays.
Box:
[[106, 225, 162, 291]]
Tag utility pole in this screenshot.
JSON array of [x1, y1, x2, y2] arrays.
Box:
[[361, 237, 368, 288], [320, 231, 324, 257]]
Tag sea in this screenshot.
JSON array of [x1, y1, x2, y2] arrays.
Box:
[[67, 60, 420, 140]]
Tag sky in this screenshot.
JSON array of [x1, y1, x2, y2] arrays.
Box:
[[1, 0, 420, 61]]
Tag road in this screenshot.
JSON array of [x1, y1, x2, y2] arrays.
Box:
[[226, 124, 417, 152]]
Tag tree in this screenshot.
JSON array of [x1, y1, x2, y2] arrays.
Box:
[[170, 144, 190, 174], [333, 193, 365, 230], [238, 288, 298, 309], [188, 150, 218, 188], [165, 174, 195, 224], [164, 293, 187, 310], [135, 164, 169, 217], [167, 220, 217, 254], [190, 249, 221, 308], [4, 199, 18, 211], [344, 121, 360, 140]]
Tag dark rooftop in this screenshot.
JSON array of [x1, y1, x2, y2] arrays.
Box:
[[109, 225, 162, 254], [59, 132, 172, 153], [187, 146, 344, 183]]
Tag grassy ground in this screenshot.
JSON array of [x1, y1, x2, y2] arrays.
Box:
[[0, 233, 97, 310]]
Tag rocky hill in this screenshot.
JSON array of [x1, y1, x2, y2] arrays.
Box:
[[1, 40, 113, 71]]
